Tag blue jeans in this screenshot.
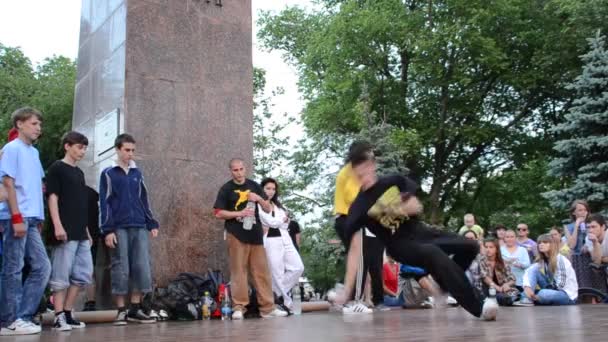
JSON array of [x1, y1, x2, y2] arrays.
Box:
[[49, 240, 93, 291], [110, 228, 152, 295], [525, 266, 575, 305], [384, 295, 405, 307], [0, 219, 51, 325]]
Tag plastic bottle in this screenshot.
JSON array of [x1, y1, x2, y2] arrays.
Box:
[[243, 201, 256, 230], [221, 287, 232, 320], [202, 291, 212, 320], [292, 285, 302, 315]]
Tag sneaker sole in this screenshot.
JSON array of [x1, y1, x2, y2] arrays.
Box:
[[52, 326, 73, 332], [113, 321, 128, 326], [126, 318, 156, 324], [0, 329, 41, 336]]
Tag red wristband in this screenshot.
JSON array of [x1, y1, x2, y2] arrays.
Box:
[[11, 213, 24, 225]]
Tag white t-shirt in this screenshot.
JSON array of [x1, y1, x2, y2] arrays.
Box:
[[584, 234, 608, 257]]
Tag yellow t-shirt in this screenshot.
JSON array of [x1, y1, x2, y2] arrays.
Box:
[[333, 163, 361, 216]]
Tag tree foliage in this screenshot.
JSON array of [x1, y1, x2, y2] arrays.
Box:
[[258, 0, 608, 224], [544, 32, 608, 215], [0, 44, 76, 168]]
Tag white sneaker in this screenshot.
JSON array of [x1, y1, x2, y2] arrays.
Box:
[[446, 296, 458, 306], [0, 319, 41, 336], [342, 302, 373, 315], [481, 298, 498, 321], [231, 310, 243, 320], [261, 308, 288, 318], [53, 313, 72, 332]]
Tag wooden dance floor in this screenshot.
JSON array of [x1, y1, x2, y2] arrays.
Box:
[[22, 305, 608, 341]]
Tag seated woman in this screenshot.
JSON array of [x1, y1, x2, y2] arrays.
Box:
[[522, 234, 578, 305], [480, 238, 519, 306], [258, 178, 305, 312], [500, 229, 531, 292]]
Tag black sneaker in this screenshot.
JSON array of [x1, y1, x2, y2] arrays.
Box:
[[113, 310, 128, 326], [127, 309, 156, 324], [65, 312, 86, 329], [83, 301, 97, 312], [52, 313, 72, 332]]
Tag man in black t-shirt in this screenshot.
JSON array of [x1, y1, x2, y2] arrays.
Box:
[[47, 131, 93, 331], [287, 220, 302, 251], [341, 149, 498, 321], [213, 158, 287, 320]]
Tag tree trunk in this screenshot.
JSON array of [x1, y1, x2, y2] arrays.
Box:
[[428, 180, 443, 224]]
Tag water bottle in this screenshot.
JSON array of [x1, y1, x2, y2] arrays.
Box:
[[292, 285, 302, 315], [221, 287, 232, 320], [243, 201, 256, 230], [202, 291, 212, 320]]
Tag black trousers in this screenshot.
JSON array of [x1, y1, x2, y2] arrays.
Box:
[[335, 216, 384, 304], [362, 233, 384, 305], [386, 223, 483, 317]]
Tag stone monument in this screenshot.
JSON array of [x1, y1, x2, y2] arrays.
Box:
[[72, 0, 252, 305]]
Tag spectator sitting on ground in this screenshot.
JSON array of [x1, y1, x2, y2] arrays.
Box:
[[458, 213, 484, 239], [382, 255, 402, 307], [480, 238, 519, 306], [549, 226, 570, 258], [521, 234, 578, 306], [500, 229, 531, 292]]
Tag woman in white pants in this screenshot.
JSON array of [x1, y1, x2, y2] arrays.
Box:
[[258, 178, 305, 311]]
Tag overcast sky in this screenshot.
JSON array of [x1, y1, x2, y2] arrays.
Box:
[[0, 0, 310, 137]]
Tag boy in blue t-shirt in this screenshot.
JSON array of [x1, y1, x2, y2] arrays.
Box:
[[0, 107, 51, 336]]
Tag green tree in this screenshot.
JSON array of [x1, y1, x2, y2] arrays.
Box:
[[258, 0, 608, 224], [543, 32, 608, 214], [0, 44, 36, 130], [0, 44, 76, 168]]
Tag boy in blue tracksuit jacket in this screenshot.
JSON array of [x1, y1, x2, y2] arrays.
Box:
[[99, 133, 159, 325]]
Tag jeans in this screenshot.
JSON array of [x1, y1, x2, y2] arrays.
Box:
[[110, 228, 153, 295], [49, 240, 93, 291], [384, 295, 405, 307], [0, 219, 51, 325], [525, 266, 575, 305]]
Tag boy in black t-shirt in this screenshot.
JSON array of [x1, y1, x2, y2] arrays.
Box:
[[213, 158, 287, 319], [47, 132, 93, 331], [340, 148, 498, 321], [288, 220, 302, 251]]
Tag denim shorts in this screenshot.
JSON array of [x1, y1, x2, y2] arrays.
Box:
[[49, 240, 93, 291], [110, 228, 152, 295]]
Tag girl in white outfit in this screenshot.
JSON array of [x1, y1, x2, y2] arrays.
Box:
[[258, 178, 305, 310]]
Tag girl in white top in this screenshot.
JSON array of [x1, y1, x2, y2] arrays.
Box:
[[522, 234, 578, 305], [258, 178, 304, 311], [500, 229, 531, 288]]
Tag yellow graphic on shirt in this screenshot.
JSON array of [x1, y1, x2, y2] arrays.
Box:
[[367, 186, 409, 234], [234, 190, 251, 210]]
